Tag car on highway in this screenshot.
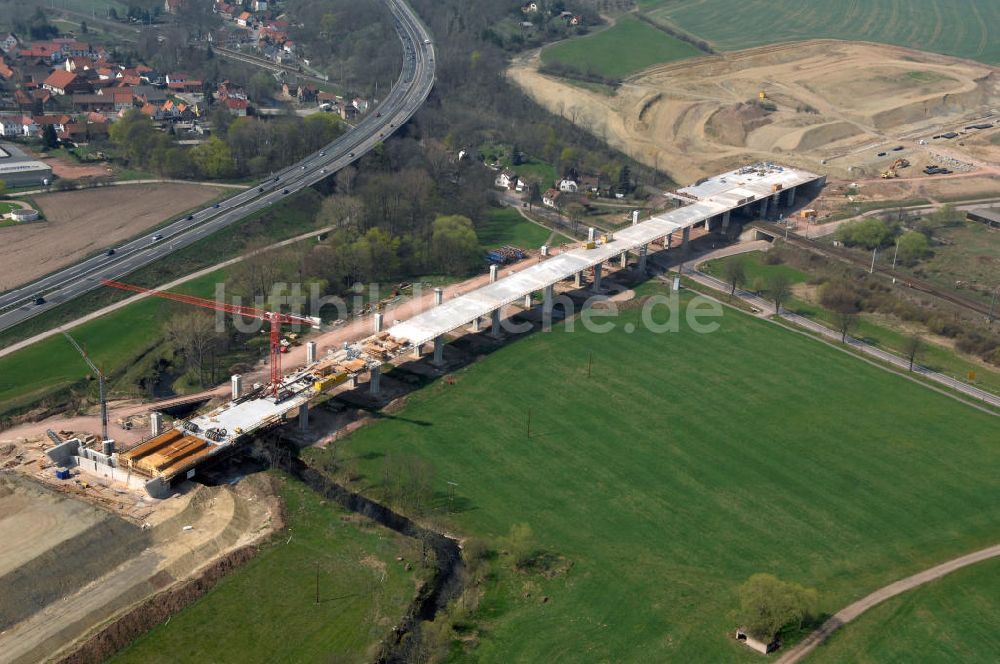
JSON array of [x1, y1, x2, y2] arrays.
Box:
[[282, 189, 289, 194], [187, 214, 194, 220], [423, 39, 431, 44], [151, 234, 164, 242], [106, 249, 115, 257], [320, 168, 326, 174], [258, 186, 264, 192], [301, 165, 306, 170], [34, 296, 45, 305], [349, 152, 354, 157], [320, 151, 326, 156], [213, 203, 221, 208]]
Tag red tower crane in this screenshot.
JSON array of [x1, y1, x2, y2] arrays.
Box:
[[102, 279, 320, 397]]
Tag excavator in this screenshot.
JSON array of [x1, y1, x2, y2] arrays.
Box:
[[881, 157, 910, 179]]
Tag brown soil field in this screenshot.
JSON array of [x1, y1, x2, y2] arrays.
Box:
[[20, 147, 112, 180], [0, 184, 227, 291], [509, 40, 1000, 184]]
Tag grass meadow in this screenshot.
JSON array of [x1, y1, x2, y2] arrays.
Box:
[[314, 282, 1000, 661], [649, 0, 1000, 64], [541, 15, 702, 81]]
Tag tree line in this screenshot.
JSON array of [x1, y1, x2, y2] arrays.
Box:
[[108, 109, 345, 179]]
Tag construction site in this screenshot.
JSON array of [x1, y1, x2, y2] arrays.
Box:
[[3, 163, 822, 498]]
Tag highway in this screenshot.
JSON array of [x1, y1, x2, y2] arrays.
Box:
[[0, 0, 434, 334]]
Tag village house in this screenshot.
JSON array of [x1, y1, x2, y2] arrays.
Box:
[[495, 169, 518, 190], [558, 178, 579, 193], [42, 70, 92, 95], [542, 188, 562, 208], [0, 34, 18, 54]]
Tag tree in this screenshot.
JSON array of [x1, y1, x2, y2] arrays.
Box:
[[834, 217, 893, 250], [721, 259, 747, 296], [896, 231, 931, 265], [738, 574, 818, 642], [617, 163, 632, 195], [80, 21, 88, 34], [166, 312, 221, 386], [765, 273, 792, 314], [904, 334, 923, 371], [820, 281, 861, 342], [190, 136, 235, 179], [527, 181, 542, 210], [41, 124, 58, 149], [431, 214, 479, 275]]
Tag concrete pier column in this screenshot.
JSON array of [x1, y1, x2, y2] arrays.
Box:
[[471, 316, 481, 332], [760, 197, 769, 219], [373, 312, 383, 333], [491, 309, 502, 337], [667, 232, 673, 250], [786, 186, 796, 208], [632, 210, 640, 225], [230, 374, 242, 400], [489, 264, 498, 283], [682, 226, 691, 254], [369, 366, 381, 396], [306, 341, 317, 365], [574, 271, 583, 288], [298, 403, 309, 431], [638, 244, 648, 273], [542, 284, 554, 316], [541, 245, 549, 257], [772, 193, 780, 215], [705, 216, 715, 232], [722, 210, 731, 232], [588, 227, 596, 242], [413, 343, 421, 358], [619, 252, 627, 268], [524, 293, 532, 309], [150, 412, 163, 438], [434, 287, 443, 306], [433, 335, 444, 366], [593, 263, 603, 292]]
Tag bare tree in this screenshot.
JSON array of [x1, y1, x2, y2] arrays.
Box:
[[765, 273, 792, 314], [904, 334, 923, 371], [721, 259, 747, 296]]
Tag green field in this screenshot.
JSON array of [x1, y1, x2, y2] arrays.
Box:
[[702, 251, 1000, 396], [315, 282, 1000, 661], [650, 0, 1000, 64], [0, 270, 227, 416], [478, 208, 567, 251], [541, 15, 702, 81], [110, 475, 423, 664], [809, 556, 1000, 662]]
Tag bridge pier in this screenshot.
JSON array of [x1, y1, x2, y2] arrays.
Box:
[[299, 403, 309, 431], [524, 293, 532, 309], [574, 271, 583, 288], [667, 232, 673, 250], [433, 335, 444, 366], [722, 210, 731, 232], [619, 251, 627, 268], [470, 316, 481, 332], [786, 186, 796, 208], [593, 263, 603, 291], [491, 309, 502, 337], [682, 227, 690, 254], [369, 366, 381, 396], [638, 244, 648, 273], [759, 197, 769, 219], [542, 284, 554, 317]]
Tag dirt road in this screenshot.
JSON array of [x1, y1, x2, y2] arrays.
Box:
[[776, 543, 1000, 663]]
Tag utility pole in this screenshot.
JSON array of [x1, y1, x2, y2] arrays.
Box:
[[989, 286, 1000, 327], [891, 238, 900, 270], [870, 247, 877, 274]]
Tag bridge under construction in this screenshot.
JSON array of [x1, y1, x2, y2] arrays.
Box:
[[53, 163, 823, 497]]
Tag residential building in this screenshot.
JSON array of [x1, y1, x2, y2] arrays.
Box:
[[42, 70, 92, 95], [542, 188, 561, 208]]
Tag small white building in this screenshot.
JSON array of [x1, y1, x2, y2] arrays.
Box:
[[495, 169, 518, 190], [558, 178, 578, 193]]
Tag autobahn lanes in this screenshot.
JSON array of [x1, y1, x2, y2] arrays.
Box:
[[0, 0, 434, 335]]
